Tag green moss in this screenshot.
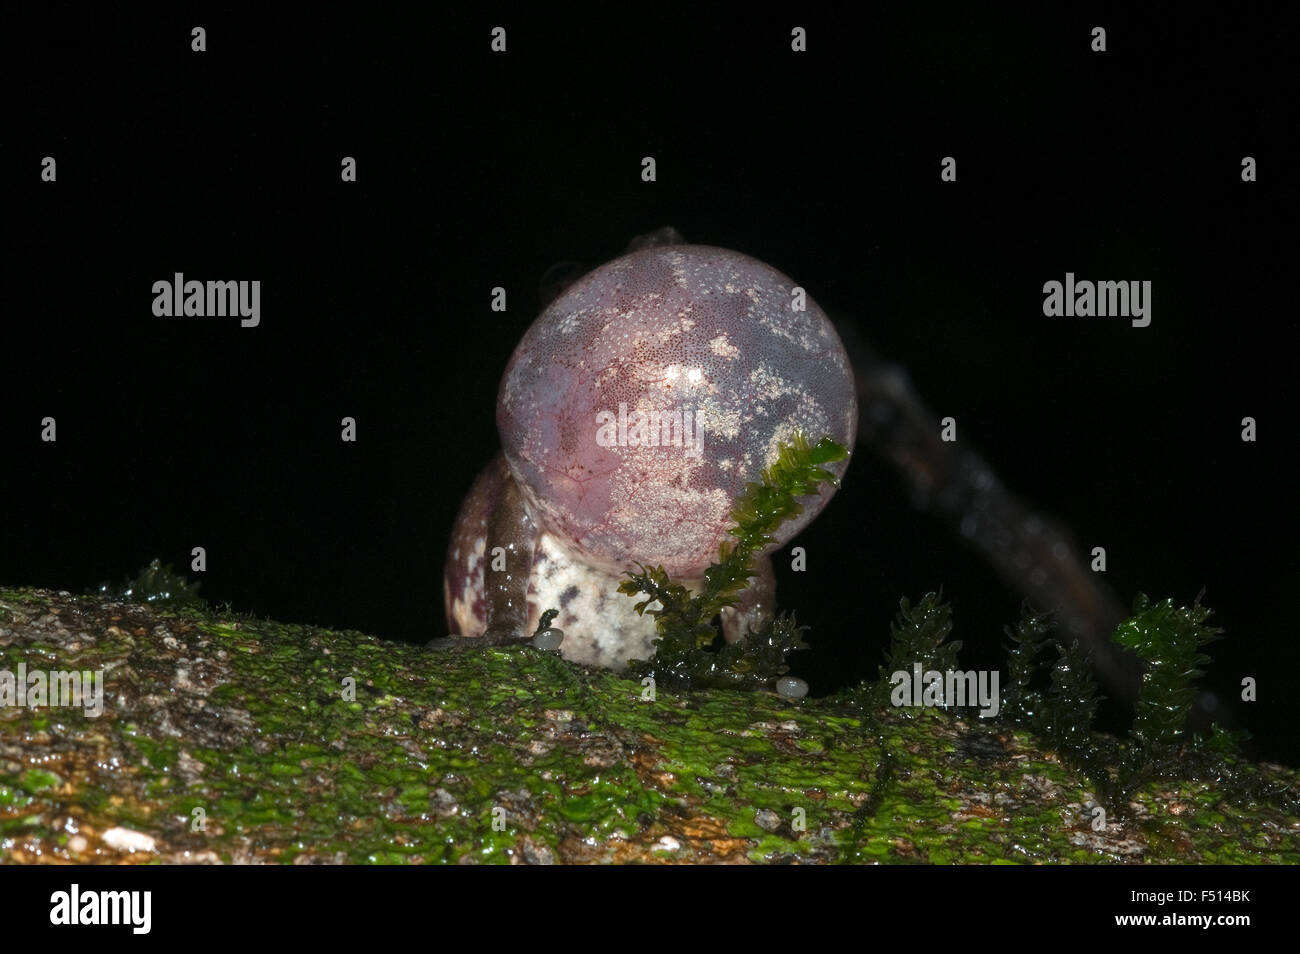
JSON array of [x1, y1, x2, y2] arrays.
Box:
[[1112, 593, 1221, 748], [999, 601, 1055, 723], [91, 557, 206, 608], [619, 433, 847, 689], [0, 587, 1295, 863], [19, 769, 60, 793], [2, 508, 1298, 863], [1037, 637, 1102, 762], [983, 593, 1297, 822]]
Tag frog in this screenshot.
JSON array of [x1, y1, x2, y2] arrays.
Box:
[[436, 228, 1165, 720], [438, 230, 859, 669]]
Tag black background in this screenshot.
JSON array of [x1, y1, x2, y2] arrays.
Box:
[[6, 8, 1296, 762]]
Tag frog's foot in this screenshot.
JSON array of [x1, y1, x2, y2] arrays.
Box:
[[425, 626, 525, 651], [481, 622, 534, 646], [424, 635, 483, 652], [426, 625, 564, 652]]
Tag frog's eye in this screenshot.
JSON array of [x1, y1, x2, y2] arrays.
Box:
[[497, 244, 857, 581]]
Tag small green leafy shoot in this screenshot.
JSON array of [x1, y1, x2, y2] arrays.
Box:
[[878, 592, 961, 680], [872, 592, 960, 708], [619, 433, 848, 688], [92, 557, 205, 609], [641, 612, 813, 692], [1192, 723, 1251, 759], [830, 592, 958, 711], [999, 601, 1055, 723], [1034, 637, 1103, 761], [1112, 593, 1223, 749]]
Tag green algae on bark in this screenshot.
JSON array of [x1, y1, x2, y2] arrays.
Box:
[[0, 586, 1297, 864]]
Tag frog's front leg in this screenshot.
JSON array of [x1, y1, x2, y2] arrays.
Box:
[[436, 453, 541, 651], [478, 462, 538, 645]]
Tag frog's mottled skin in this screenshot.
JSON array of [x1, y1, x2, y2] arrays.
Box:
[[443, 242, 856, 669]]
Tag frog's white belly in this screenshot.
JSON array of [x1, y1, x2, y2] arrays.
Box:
[[525, 532, 661, 669], [446, 527, 663, 670]]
